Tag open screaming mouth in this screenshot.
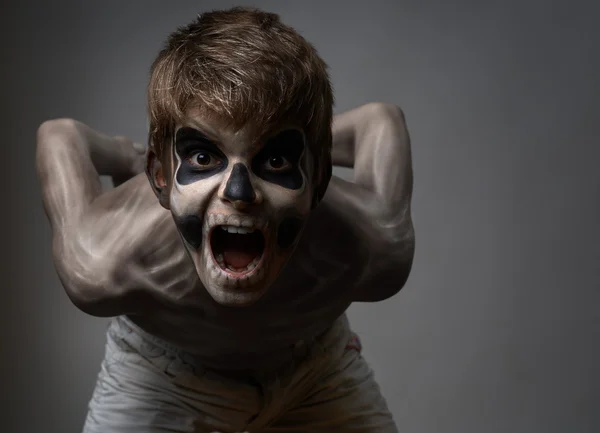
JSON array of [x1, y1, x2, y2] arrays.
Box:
[[210, 225, 266, 276]]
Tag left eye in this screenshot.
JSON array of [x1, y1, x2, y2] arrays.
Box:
[[188, 151, 222, 169], [265, 155, 291, 171]]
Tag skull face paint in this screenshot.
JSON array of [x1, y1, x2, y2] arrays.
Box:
[[168, 113, 315, 307]]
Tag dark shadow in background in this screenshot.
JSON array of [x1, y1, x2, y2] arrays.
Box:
[[2, 1, 599, 432]]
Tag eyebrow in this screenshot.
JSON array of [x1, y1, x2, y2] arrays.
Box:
[[175, 127, 215, 143], [265, 128, 305, 145]]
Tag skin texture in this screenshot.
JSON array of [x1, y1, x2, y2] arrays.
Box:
[[36, 102, 415, 370]]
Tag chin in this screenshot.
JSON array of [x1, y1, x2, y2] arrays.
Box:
[[202, 282, 271, 307], [192, 213, 280, 307]]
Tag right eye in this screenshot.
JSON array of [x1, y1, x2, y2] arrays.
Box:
[[187, 151, 223, 170]]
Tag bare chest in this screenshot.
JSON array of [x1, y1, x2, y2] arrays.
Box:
[[131, 234, 364, 366], [129, 202, 369, 367]]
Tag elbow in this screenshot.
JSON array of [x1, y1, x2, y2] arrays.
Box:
[[36, 118, 81, 173], [355, 225, 415, 303], [52, 240, 124, 318], [374, 255, 415, 302], [355, 256, 414, 303], [36, 118, 84, 159], [38, 118, 79, 134], [64, 287, 112, 318], [54, 259, 113, 317], [37, 118, 80, 149], [388, 221, 416, 294], [362, 102, 406, 127]]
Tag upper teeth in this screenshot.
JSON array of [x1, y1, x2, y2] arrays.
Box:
[[221, 225, 255, 234], [204, 213, 268, 236]]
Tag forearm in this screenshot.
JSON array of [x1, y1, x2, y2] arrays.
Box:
[[36, 119, 104, 231], [355, 104, 414, 266], [353, 103, 412, 213], [78, 121, 144, 177], [331, 115, 356, 167], [332, 103, 413, 221], [36, 119, 143, 230]]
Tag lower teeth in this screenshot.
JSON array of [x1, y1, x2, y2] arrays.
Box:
[[215, 254, 260, 272]]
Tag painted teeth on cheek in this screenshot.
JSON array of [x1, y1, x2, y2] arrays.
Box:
[[228, 214, 241, 228], [205, 247, 228, 284], [209, 265, 224, 284], [205, 213, 269, 233]]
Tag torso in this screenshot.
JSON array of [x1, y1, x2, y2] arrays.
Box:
[[125, 185, 369, 370]]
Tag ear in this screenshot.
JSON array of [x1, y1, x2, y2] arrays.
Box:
[[145, 148, 170, 210]]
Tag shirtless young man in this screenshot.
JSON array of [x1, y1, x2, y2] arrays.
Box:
[[36, 7, 414, 433]]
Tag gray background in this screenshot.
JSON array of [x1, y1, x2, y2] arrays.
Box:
[[2, 0, 599, 432]]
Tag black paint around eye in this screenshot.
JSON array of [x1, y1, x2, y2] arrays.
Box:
[[277, 217, 303, 249], [252, 129, 305, 190], [174, 127, 228, 185], [224, 163, 256, 203], [175, 215, 203, 249]]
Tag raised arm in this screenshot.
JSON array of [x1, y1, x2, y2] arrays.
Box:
[[326, 102, 415, 301], [36, 119, 145, 230], [36, 119, 197, 316]]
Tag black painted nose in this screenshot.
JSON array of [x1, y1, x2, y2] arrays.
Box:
[[223, 163, 257, 204]]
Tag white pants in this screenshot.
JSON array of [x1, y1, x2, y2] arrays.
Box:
[[83, 314, 397, 432]]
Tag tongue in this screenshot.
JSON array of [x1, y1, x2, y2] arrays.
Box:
[[223, 250, 255, 269]]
